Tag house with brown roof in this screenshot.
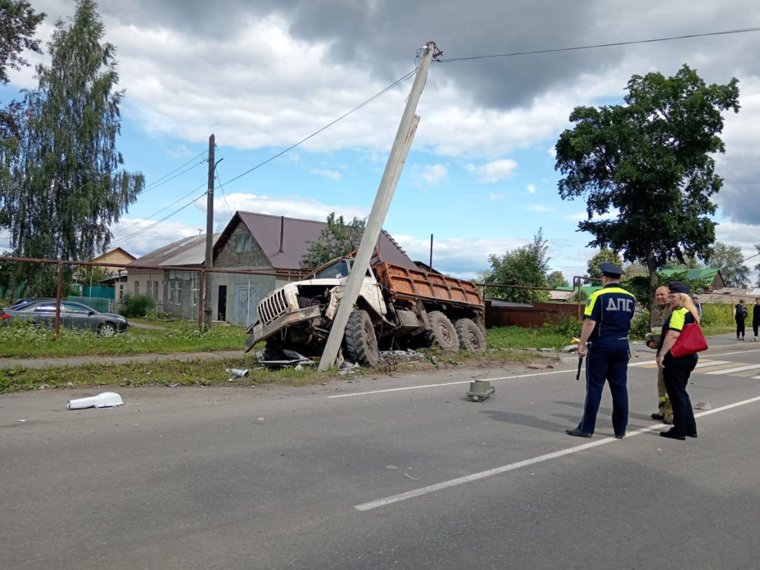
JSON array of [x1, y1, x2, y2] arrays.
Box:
[[126, 212, 414, 324], [211, 211, 415, 326], [126, 234, 219, 318]]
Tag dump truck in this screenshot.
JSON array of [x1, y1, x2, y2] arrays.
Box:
[[245, 256, 486, 367]]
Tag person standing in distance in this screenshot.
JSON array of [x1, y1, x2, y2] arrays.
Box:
[[646, 286, 673, 424], [657, 282, 701, 440], [567, 262, 636, 439], [752, 298, 760, 342], [735, 300, 747, 340]]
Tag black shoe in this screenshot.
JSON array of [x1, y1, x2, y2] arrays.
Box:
[[614, 434, 625, 440], [651, 413, 664, 420], [660, 430, 686, 441], [663, 418, 673, 425], [687, 433, 698, 438], [566, 428, 592, 438]]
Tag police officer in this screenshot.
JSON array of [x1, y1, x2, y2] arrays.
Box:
[[566, 262, 636, 439]]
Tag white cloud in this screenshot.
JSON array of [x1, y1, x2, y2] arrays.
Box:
[[527, 204, 552, 213], [466, 159, 518, 183], [527, 183, 537, 194], [419, 164, 448, 186], [310, 168, 342, 181]]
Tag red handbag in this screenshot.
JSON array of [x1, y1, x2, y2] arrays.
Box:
[[670, 323, 708, 357]]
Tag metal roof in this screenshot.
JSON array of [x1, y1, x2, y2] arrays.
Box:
[[128, 234, 220, 268], [217, 211, 416, 271]]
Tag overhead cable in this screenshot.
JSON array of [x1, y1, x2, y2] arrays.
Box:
[[439, 27, 760, 63], [219, 68, 418, 187]]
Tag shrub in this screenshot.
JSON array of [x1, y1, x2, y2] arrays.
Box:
[[544, 314, 582, 338], [121, 294, 155, 318], [629, 309, 650, 340]]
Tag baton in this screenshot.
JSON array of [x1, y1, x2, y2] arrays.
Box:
[[576, 355, 584, 381]]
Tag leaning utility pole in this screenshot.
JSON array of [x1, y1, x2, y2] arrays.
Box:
[[318, 41, 437, 371], [203, 134, 215, 331]]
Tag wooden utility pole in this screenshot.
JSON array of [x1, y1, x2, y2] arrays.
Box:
[[318, 41, 436, 371], [204, 134, 215, 331]]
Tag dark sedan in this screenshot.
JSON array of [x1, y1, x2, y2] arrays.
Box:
[[0, 299, 128, 336]]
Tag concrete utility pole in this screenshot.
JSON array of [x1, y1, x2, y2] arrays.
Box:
[[318, 41, 437, 371], [204, 134, 215, 331]]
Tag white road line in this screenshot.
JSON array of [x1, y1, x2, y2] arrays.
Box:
[[327, 368, 574, 399], [693, 360, 734, 369], [704, 364, 760, 375], [354, 394, 760, 512]]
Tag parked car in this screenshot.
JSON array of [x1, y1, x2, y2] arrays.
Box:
[[0, 299, 128, 336]]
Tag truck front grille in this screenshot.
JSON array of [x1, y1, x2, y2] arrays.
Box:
[[258, 289, 289, 325]]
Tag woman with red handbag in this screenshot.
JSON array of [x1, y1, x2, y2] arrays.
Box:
[[655, 282, 701, 440]]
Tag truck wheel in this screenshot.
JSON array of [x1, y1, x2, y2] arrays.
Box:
[[455, 318, 486, 352], [345, 309, 380, 367], [425, 311, 459, 351]]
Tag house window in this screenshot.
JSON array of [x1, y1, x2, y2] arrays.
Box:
[[234, 233, 251, 253], [168, 281, 177, 304], [191, 274, 199, 307], [134, 281, 139, 296], [153, 281, 159, 301]]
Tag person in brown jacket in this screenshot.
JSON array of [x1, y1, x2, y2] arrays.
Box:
[[646, 285, 673, 424]]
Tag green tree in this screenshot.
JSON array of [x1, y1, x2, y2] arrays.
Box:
[[0, 0, 45, 85], [1, 0, 143, 294], [484, 229, 549, 303], [555, 64, 740, 295], [0, 1, 45, 232], [755, 244, 760, 287], [547, 270, 568, 289], [586, 248, 623, 279], [706, 242, 749, 287], [301, 212, 366, 268]]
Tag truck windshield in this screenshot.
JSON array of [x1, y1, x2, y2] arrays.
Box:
[[315, 260, 351, 279]]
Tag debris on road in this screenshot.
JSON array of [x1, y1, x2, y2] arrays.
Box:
[[67, 392, 124, 410]]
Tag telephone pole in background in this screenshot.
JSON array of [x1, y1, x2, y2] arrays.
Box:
[[318, 41, 437, 371], [203, 133, 215, 331]]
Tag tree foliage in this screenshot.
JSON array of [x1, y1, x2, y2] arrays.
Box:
[[1, 0, 143, 294], [485, 229, 549, 304], [0, 0, 45, 85], [755, 244, 760, 288], [301, 212, 366, 269], [706, 242, 749, 287], [555, 64, 740, 294], [586, 248, 623, 278], [547, 270, 568, 289]]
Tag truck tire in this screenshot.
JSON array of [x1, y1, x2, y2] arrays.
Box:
[[455, 318, 486, 352], [425, 311, 459, 351], [345, 309, 380, 367]]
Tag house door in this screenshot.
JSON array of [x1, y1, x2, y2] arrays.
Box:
[[217, 285, 227, 321], [235, 284, 260, 326]]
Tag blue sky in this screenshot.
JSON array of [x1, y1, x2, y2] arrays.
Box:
[[3, 0, 760, 283]]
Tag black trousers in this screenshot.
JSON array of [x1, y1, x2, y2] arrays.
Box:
[[736, 318, 746, 339], [753, 320, 759, 338], [663, 354, 698, 436]]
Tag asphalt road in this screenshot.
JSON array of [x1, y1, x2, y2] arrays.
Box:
[[2, 335, 760, 569]]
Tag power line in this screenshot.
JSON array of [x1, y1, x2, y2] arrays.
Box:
[[141, 155, 207, 195], [215, 166, 234, 218], [110, 184, 206, 245], [219, 68, 418, 187], [439, 27, 760, 63]]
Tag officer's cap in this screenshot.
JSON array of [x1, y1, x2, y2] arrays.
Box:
[[668, 282, 690, 294], [599, 262, 623, 278]]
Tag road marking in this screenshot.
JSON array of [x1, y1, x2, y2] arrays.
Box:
[[354, 394, 760, 512], [328, 369, 573, 399], [704, 364, 760, 375]]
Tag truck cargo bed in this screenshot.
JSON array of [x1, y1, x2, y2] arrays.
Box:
[[374, 262, 483, 307]]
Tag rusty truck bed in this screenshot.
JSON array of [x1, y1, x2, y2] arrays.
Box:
[[374, 262, 484, 307]]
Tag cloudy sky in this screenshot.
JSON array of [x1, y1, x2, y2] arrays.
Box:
[[2, 0, 760, 282]]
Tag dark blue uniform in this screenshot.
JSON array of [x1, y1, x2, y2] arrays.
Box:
[[576, 283, 636, 436], [661, 307, 698, 437]]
